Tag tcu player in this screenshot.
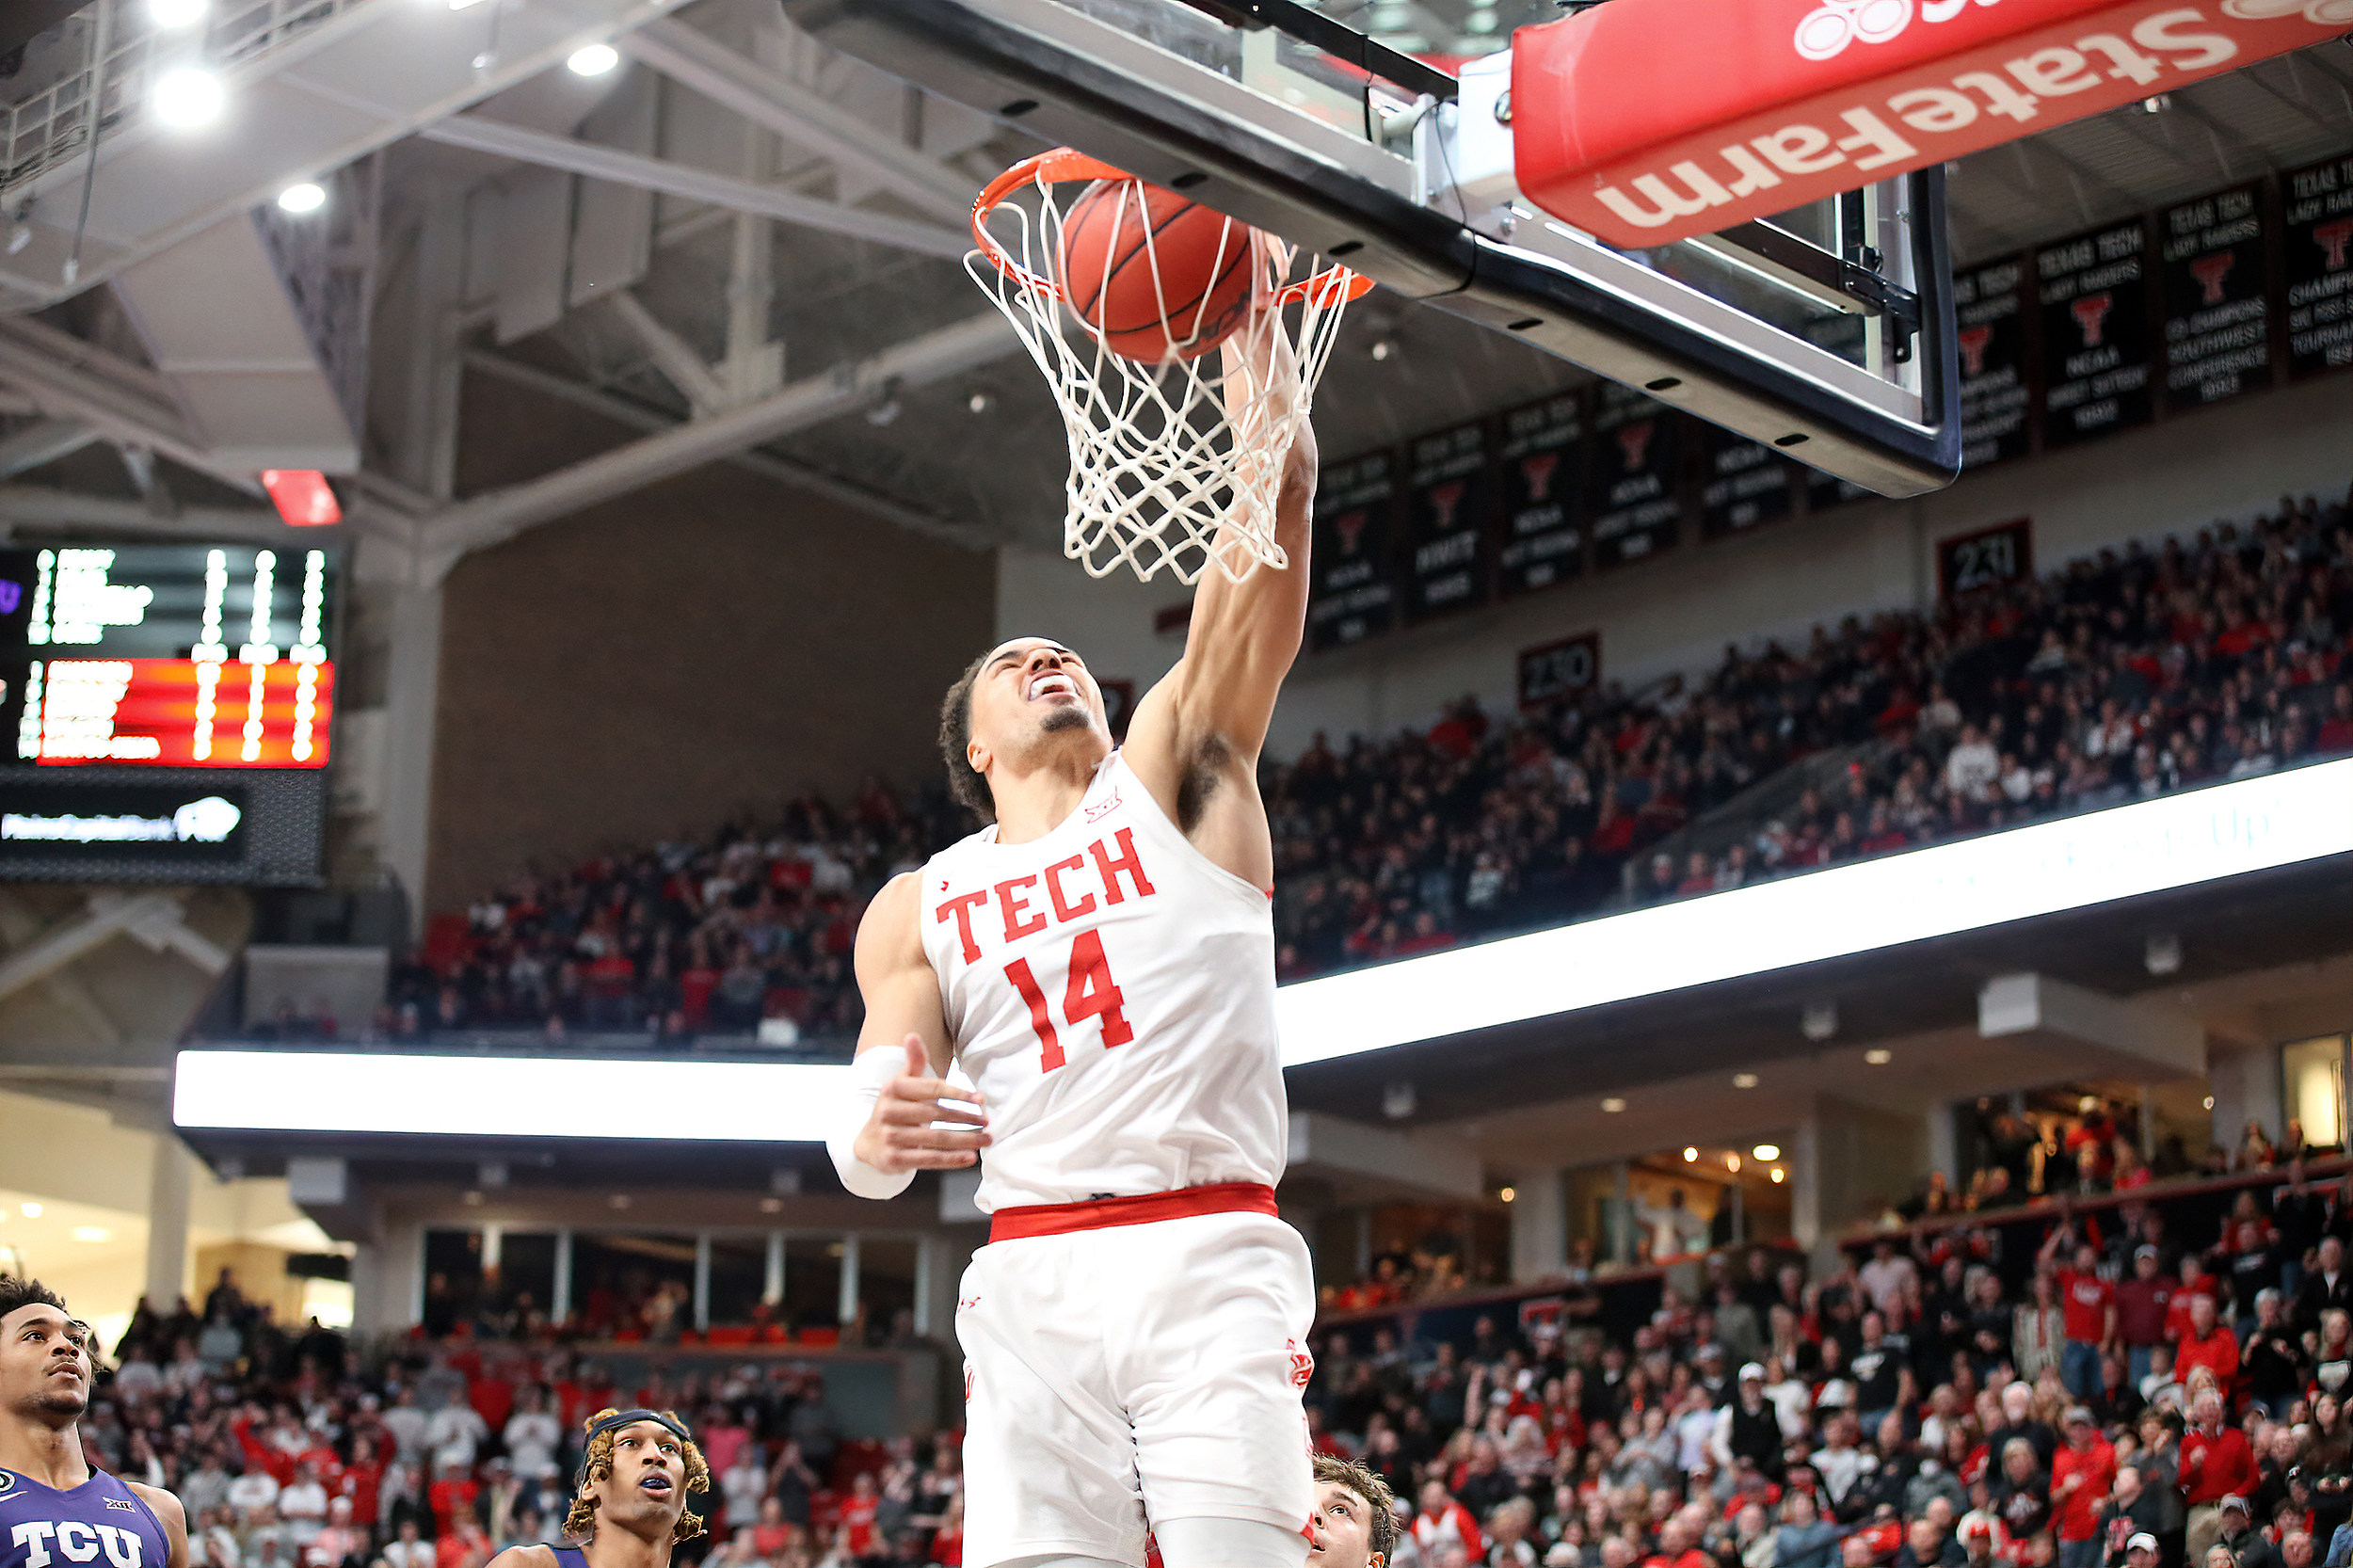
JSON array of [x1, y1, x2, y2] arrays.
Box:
[[488, 1408, 709, 1568], [0, 1279, 188, 1568], [834, 328, 1319, 1568]]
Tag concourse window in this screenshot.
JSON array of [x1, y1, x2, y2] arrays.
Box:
[[2283, 1035, 2350, 1153]]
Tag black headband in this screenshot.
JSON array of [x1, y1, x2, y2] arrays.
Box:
[[577, 1409, 696, 1493]]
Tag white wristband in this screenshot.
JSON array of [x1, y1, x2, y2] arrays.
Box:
[[827, 1046, 916, 1200]]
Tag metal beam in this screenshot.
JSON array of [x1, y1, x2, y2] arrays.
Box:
[[416, 117, 972, 261], [0, 321, 261, 495], [0, 420, 102, 480], [0, 895, 189, 1008], [626, 18, 977, 224], [0, 486, 296, 543], [604, 291, 729, 415], [425, 311, 1016, 573], [460, 348, 992, 551]]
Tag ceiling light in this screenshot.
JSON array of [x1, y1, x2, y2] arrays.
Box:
[[71, 1226, 109, 1243], [968, 390, 994, 415], [1369, 338, 1398, 362], [1683, 1146, 1698, 1162], [1725, 1153, 1741, 1173], [1753, 1144, 1781, 1162], [2141, 94, 2171, 113], [2203, 1096, 2216, 1111], [461, 1191, 483, 1207], [1801, 1000, 1838, 1042], [1498, 1186, 1515, 1204], [1382, 1081, 1417, 1120], [1865, 1048, 1893, 1065], [1733, 1072, 1758, 1089], [2146, 933, 2182, 975], [149, 0, 209, 27], [609, 1193, 632, 1209], [447, 0, 492, 8], [1770, 1167, 1785, 1184], [152, 68, 226, 128], [19, 1202, 40, 1218], [759, 1196, 782, 1214], [277, 182, 326, 215], [567, 42, 620, 76], [1600, 1096, 1625, 1113]]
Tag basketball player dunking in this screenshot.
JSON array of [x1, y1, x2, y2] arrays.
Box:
[[833, 322, 1320, 1568], [486, 1409, 709, 1568], [0, 1279, 189, 1568]]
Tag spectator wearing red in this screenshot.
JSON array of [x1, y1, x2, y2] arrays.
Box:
[[2042, 1231, 2117, 1403], [2050, 1406, 2118, 1568], [2176, 1293, 2241, 1398], [1413, 1477, 1484, 1564], [2181, 1388, 2258, 1563], [2169, 1256, 2224, 1344], [2115, 1246, 2177, 1389]]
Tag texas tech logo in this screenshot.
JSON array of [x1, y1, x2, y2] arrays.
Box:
[[1425, 481, 1466, 533], [2072, 293, 2116, 348], [1519, 452, 1561, 503], [1957, 325, 1993, 376], [2190, 253, 2236, 306], [1614, 420, 1656, 472], [1333, 509, 1368, 556], [2317, 217, 2353, 271]]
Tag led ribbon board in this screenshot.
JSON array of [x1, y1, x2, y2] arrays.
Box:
[[1514, 0, 2352, 248], [177, 760, 2353, 1138]]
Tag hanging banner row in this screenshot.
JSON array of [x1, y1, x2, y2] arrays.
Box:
[[1308, 152, 2352, 655]]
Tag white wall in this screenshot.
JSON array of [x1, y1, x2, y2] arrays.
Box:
[[999, 374, 2351, 759]]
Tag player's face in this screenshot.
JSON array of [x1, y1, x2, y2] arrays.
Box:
[[588, 1421, 689, 1536], [1309, 1482, 1384, 1568], [0, 1303, 91, 1420], [968, 637, 1110, 768]]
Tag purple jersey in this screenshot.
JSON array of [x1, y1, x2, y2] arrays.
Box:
[[0, 1468, 169, 1568]]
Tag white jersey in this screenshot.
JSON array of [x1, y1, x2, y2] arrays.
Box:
[[918, 749, 1286, 1211]]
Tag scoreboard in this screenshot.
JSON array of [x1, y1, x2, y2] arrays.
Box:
[[0, 543, 338, 885]]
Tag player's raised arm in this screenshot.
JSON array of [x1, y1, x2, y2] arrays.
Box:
[[831, 872, 987, 1198], [1125, 296, 1315, 864]]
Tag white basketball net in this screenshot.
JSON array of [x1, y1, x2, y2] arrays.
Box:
[[969, 149, 1369, 585]]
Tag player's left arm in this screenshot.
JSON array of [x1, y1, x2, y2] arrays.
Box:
[[1124, 307, 1314, 886], [127, 1482, 191, 1568]]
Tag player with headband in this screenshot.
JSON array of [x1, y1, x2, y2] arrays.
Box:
[[487, 1408, 709, 1568], [834, 317, 1321, 1568], [0, 1277, 190, 1568]]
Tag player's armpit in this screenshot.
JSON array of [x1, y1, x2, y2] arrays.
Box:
[[127, 1483, 191, 1568]]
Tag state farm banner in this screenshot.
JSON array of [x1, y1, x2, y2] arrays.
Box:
[[1402, 421, 1494, 623], [1953, 256, 2032, 468], [1306, 452, 1401, 653], [2037, 220, 2154, 450], [1496, 392, 1589, 597], [2284, 153, 2353, 379], [1513, 0, 2353, 248], [2159, 182, 2274, 410]]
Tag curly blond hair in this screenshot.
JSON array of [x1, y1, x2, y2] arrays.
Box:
[[563, 1409, 711, 1544]]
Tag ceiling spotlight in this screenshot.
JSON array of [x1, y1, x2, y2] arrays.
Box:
[[1753, 1144, 1781, 1162], [759, 1196, 783, 1214], [1382, 1081, 1417, 1120], [1770, 1167, 1785, 1184], [1726, 1153, 1741, 1173], [1498, 1186, 1516, 1204], [1865, 1048, 1893, 1065], [447, 0, 492, 8], [2203, 1095, 2216, 1111], [1733, 1071, 1759, 1089], [1683, 1146, 1698, 1162], [2146, 933, 2182, 976], [567, 42, 620, 76], [20, 1202, 40, 1218], [2141, 93, 2171, 113], [866, 397, 903, 427], [149, 0, 209, 26], [1369, 338, 1398, 362], [1600, 1096, 1625, 1113], [277, 182, 326, 215], [1801, 1000, 1839, 1042], [968, 390, 994, 415], [72, 1226, 109, 1243], [152, 67, 225, 128]]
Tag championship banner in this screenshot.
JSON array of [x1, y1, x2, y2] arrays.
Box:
[[2284, 152, 2353, 379], [1306, 452, 1401, 653], [1496, 392, 1589, 597], [1512, 0, 2353, 248], [2038, 219, 2154, 450], [1588, 385, 1685, 570], [2160, 182, 2273, 409], [1699, 424, 1797, 538], [1402, 421, 1494, 623], [1953, 255, 2033, 469]]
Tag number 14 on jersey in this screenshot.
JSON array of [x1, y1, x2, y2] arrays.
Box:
[[1002, 931, 1131, 1071]]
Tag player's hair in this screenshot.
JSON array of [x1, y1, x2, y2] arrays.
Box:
[[0, 1276, 69, 1322], [1314, 1455, 1398, 1566], [563, 1409, 711, 1544], [939, 649, 997, 824]]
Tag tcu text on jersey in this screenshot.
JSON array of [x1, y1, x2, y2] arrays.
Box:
[[12, 1521, 148, 1568]]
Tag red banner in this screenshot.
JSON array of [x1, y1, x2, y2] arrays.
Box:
[[30, 658, 333, 768], [1513, 0, 2352, 248]]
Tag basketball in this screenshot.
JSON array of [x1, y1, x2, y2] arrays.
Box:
[[1057, 179, 1256, 362]]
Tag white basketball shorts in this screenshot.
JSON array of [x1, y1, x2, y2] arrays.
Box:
[[954, 1185, 1317, 1568]]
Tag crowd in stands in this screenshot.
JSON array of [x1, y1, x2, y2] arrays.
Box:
[[384, 486, 2349, 1032], [89, 1272, 965, 1568], [1304, 1157, 2353, 1568], [1267, 488, 2351, 975]]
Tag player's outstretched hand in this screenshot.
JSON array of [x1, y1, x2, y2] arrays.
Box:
[[854, 1034, 990, 1173]]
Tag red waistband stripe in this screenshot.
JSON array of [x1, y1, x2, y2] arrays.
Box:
[[987, 1181, 1278, 1243]]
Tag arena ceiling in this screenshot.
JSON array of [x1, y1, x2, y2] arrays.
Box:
[[0, 1, 2343, 562]]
